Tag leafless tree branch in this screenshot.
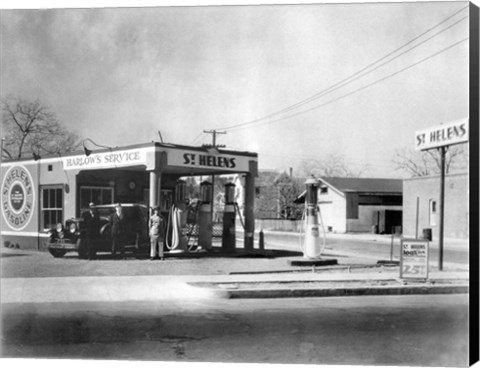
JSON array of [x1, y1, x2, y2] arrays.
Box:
[[393, 144, 468, 177], [2, 96, 81, 159]]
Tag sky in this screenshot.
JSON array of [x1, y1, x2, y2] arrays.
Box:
[[0, 0, 471, 178]]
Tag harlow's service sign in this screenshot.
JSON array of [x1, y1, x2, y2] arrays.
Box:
[[62, 149, 149, 170], [400, 239, 429, 280], [414, 118, 469, 151]]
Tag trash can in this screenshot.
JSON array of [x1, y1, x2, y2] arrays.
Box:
[[371, 225, 378, 234], [422, 228, 432, 241]]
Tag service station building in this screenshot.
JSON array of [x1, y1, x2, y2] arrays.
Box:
[[1, 142, 258, 252]]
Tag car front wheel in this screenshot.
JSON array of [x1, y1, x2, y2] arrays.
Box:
[[48, 248, 67, 258]]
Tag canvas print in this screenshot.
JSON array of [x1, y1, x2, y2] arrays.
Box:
[[0, 1, 474, 367]]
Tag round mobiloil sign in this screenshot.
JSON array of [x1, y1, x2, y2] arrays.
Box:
[[2, 165, 35, 230]]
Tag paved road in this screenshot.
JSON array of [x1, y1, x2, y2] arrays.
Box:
[[2, 294, 469, 366], [1, 232, 470, 366]]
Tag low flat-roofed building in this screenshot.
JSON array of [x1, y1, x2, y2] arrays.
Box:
[[402, 172, 468, 240]]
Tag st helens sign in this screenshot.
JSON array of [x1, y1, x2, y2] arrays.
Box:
[[414, 118, 469, 151]]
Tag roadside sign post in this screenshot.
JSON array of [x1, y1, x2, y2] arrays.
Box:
[[438, 146, 446, 270], [400, 238, 429, 280], [414, 118, 468, 271]]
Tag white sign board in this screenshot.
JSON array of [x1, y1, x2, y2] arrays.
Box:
[[62, 148, 148, 170], [414, 118, 469, 151], [167, 149, 252, 172], [400, 239, 429, 280]]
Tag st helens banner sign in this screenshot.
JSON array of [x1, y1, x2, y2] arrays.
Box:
[[414, 118, 469, 151]]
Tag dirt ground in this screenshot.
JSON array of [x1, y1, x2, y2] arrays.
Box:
[[1, 245, 380, 278]]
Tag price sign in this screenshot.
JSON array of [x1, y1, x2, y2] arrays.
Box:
[[400, 239, 429, 280]]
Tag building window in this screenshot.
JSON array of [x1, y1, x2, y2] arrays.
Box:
[[41, 186, 63, 231], [320, 186, 328, 194], [80, 186, 114, 212], [429, 199, 437, 226]]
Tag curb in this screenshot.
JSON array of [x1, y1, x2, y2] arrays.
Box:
[[188, 281, 469, 299]]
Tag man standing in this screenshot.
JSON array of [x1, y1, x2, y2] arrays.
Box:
[[149, 207, 165, 260], [110, 203, 126, 258], [82, 202, 100, 260]]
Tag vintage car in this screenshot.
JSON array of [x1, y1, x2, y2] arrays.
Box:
[[46, 203, 150, 258]]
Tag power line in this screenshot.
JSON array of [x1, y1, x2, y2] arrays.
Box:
[[190, 132, 207, 145], [262, 14, 469, 122], [275, 6, 470, 116], [220, 6, 468, 131], [215, 5, 469, 132], [224, 37, 469, 132], [253, 151, 394, 168]]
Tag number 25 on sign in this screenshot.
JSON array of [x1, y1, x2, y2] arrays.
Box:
[[402, 265, 422, 274], [400, 239, 429, 280]]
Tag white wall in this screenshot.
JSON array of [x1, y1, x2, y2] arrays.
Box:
[[318, 189, 346, 233], [403, 173, 468, 239]]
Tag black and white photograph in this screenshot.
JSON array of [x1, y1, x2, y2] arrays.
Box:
[[0, 0, 477, 367]]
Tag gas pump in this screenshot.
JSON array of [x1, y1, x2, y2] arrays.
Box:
[[165, 179, 188, 252], [222, 182, 236, 252], [300, 176, 326, 259], [198, 180, 213, 250]]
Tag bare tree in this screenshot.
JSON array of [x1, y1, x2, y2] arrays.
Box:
[[392, 144, 468, 177], [255, 170, 304, 219], [1, 96, 81, 159], [276, 174, 304, 219], [299, 153, 367, 178]]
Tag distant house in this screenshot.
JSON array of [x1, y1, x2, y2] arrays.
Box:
[[297, 177, 403, 234], [402, 173, 468, 240], [255, 169, 303, 219]]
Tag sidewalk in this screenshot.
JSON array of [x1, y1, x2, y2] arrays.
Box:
[[1, 264, 469, 304]]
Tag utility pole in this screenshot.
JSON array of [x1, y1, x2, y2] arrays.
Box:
[[438, 146, 446, 271], [203, 129, 226, 148], [203, 130, 226, 222]]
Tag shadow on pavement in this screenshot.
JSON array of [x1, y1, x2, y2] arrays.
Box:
[[60, 247, 304, 261], [0, 252, 32, 258]]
